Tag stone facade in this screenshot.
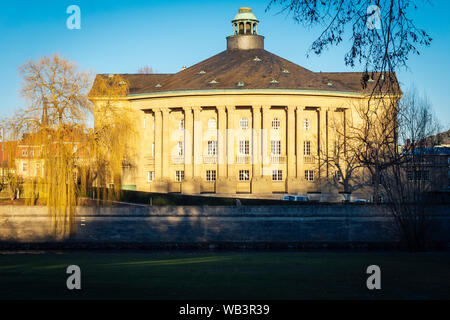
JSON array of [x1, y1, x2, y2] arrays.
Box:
[[89, 8, 399, 197]]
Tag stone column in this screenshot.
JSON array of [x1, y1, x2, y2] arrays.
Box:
[[152, 107, 168, 192], [217, 106, 227, 178], [161, 108, 170, 180], [318, 107, 328, 185], [287, 106, 298, 193], [261, 105, 271, 179], [183, 107, 193, 178], [154, 108, 162, 181], [223, 106, 237, 193], [181, 106, 200, 194], [296, 106, 305, 189], [216, 105, 234, 193], [251, 105, 265, 194], [192, 107, 203, 193]]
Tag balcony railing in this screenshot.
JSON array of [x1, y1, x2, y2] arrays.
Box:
[[304, 156, 316, 164], [270, 155, 286, 164], [236, 155, 251, 164], [203, 155, 217, 164], [172, 155, 185, 164]]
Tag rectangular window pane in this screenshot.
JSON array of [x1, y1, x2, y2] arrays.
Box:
[[178, 142, 184, 156], [305, 170, 314, 181], [239, 170, 250, 181], [303, 141, 311, 156], [239, 141, 250, 155], [208, 141, 217, 155], [271, 140, 281, 155], [206, 170, 216, 181], [272, 170, 282, 181], [175, 171, 184, 182]]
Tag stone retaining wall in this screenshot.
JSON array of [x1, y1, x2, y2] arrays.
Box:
[[0, 205, 449, 247]]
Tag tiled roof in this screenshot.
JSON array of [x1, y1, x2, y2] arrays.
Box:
[[90, 49, 400, 96]]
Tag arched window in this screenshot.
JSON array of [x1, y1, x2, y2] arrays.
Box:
[[208, 118, 217, 129], [240, 118, 248, 130], [272, 118, 280, 130], [303, 119, 310, 130]]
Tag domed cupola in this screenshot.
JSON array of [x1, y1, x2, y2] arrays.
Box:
[[227, 7, 265, 50]]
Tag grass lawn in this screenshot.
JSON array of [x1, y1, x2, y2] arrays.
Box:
[[0, 251, 449, 300]]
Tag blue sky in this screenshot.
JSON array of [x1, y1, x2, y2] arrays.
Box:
[[0, 0, 449, 128]]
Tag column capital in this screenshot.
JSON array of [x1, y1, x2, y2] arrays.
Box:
[[226, 105, 235, 112], [217, 105, 226, 113], [182, 106, 193, 112], [192, 106, 202, 113], [161, 107, 170, 114], [296, 105, 305, 112], [153, 107, 161, 113], [287, 105, 296, 114], [251, 105, 262, 111]]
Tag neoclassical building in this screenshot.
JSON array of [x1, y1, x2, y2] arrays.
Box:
[[90, 7, 398, 196]]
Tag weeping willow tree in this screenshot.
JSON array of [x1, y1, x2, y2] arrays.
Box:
[[12, 54, 92, 238], [88, 74, 138, 203]]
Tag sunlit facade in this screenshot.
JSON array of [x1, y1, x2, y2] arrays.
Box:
[[90, 7, 396, 197]]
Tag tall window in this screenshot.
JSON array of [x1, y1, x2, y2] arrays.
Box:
[[239, 140, 250, 155], [147, 171, 155, 182], [305, 170, 315, 181], [272, 118, 280, 130], [303, 119, 310, 130], [208, 118, 217, 129], [175, 171, 184, 182], [207, 141, 217, 155], [240, 118, 248, 130], [179, 119, 185, 130], [206, 170, 216, 182], [272, 170, 283, 181], [239, 170, 250, 181], [303, 141, 311, 156], [271, 140, 281, 155], [177, 141, 184, 156]]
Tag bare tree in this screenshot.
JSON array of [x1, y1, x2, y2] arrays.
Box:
[[382, 87, 441, 250], [9, 54, 92, 237], [137, 66, 156, 74], [267, 0, 432, 89], [319, 115, 368, 200]]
